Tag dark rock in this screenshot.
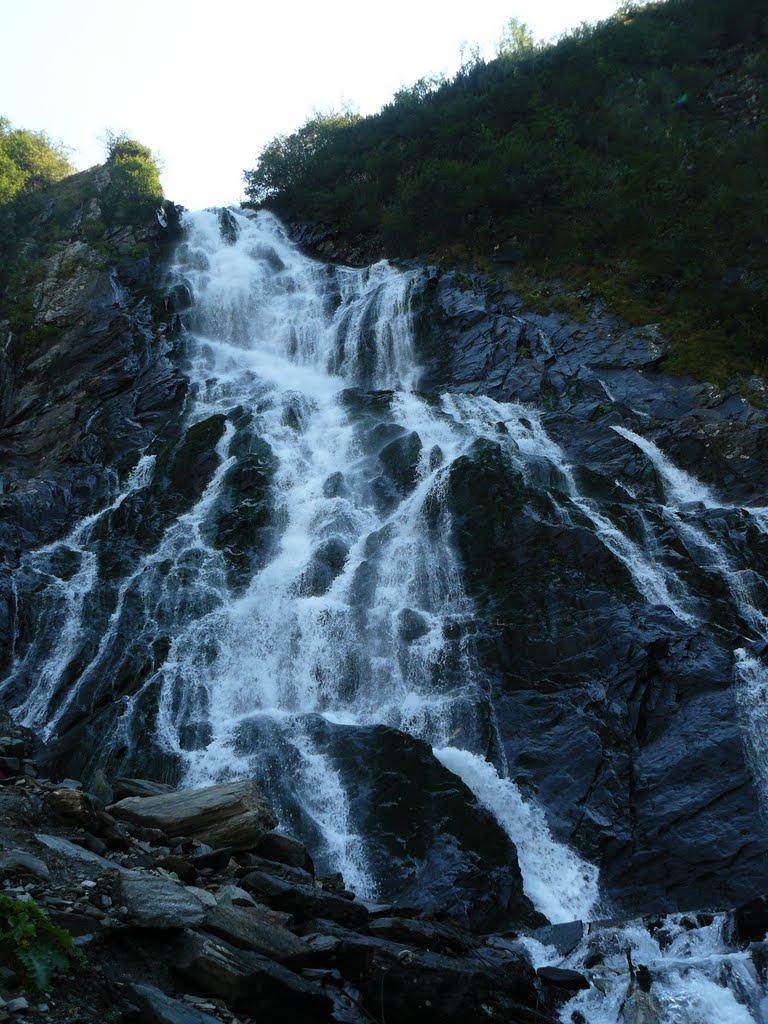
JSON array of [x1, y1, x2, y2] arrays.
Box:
[[126, 982, 224, 1024], [298, 920, 550, 1023], [112, 778, 177, 801], [257, 832, 314, 872], [532, 920, 584, 956], [368, 917, 476, 953], [155, 855, 198, 883], [119, 871, 206, 928], [536, 966, 590, 991], [749, 940, 768, 979], [173, 929, 332, 1019], [109, 780, 277, 849], [396, 607, 430, 643], [0, 850, 51, 882], [378, 430, 422, 494], [203, 903, 310, 962], [303, 717, 542, 932], [90, 769, 114, 805], [34, 833, 125, 872], [297, 536, 349, 597], [732, 894, 768, 944], [239, 869, 369, 928]]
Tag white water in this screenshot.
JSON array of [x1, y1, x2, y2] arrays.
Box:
[[435, 746, 599, 923], [2, 206, 767, 1016], [0, 208, 605, 908], [523, 913, 766, 1024], [613, 425, 768, 819]]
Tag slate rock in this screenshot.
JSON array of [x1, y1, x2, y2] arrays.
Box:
[[257, 831, 314, 872], [126, 982, 223, 1024], [119, 871, 206, 929], [109, 779, 277, 849], [173, 929, 332, 1019], [536, 966, 590, 991], [239, 869, 369, 928], [204, 903, 310, 962], [112, 778, 177, 801], [34, 833, 125, 873], [0, 850, 51, 882], [297, 920, 547, 1024], [368, 916, 475, 953]]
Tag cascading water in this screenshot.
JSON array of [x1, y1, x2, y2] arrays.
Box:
[[4, 207, 768, 1020], [0, 208, 598, 911]]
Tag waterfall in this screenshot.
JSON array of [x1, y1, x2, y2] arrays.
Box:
[[0, 209, 599, 913], [3, 206, 768, 1018]]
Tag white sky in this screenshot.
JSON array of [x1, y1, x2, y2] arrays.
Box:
[[2, 0, 623, 210]]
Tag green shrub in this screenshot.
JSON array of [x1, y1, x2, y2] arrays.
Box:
[[0, 117, 74, 203], [0, 895, 73, 989], [101, 131, 163, 221], [244, 0, 768, 380]]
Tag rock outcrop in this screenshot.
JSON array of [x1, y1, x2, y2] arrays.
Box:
[[0, 720, 559, 1024]]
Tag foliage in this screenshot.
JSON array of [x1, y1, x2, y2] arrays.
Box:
[[0, 895, 72, 990], [244, 110, 361, 204], [101, 130, 163, 221], [496, 18, 536, 57], [0, 117, 74, 203], [244, 0, 768, 380]]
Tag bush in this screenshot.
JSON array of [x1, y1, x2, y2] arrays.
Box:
[[101, 131, 163, 221], [0, 895, 73, 989], [0, 117, 73, 203], [243, 0, 768, 380]]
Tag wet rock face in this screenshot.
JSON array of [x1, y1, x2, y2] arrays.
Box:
[[305, 719, 544, 932], [417, 267, 768, 916], [0, 754, 556, 1024], [0, 168, 185, 619], [416, 269, 768, 505]]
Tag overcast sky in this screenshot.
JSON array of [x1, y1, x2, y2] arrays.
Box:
[[3, 0, 623, 209]]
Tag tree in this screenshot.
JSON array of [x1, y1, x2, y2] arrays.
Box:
[[101, 131, 163, 220], [496, 17, 536, 57], [0, 117, 73, 203], [244, 110, 360, 204]]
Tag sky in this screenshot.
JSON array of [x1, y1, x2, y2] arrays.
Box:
[[3, 0, 623, 210]]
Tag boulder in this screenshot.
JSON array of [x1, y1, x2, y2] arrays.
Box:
[[296, 920, 548, 1024], [239, 869, 368, 928], [0, 850, 51, 882], [173, 930, 332, 1019], [536, 966, 590, 991], [126, 982, 223, 1024], [109, 780, 277, 850], [34, 833, 125, 873], [257, 831, 314, 872], [119, 871, 206, 929], [303, 718, 541, 932], [203, 903, 310, 962]]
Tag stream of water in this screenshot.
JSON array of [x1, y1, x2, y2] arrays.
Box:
[[3, 208, 768, 1020]]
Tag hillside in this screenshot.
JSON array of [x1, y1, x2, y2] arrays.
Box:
[[244, 0, 768, 382]]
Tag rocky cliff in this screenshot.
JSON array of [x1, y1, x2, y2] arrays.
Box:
[[1, 195, 768, 1022], [0, 167, 186, 673]]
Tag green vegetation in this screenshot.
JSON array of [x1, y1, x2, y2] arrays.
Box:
[[0, 895, 72, 990], [0, 128, 168, 366], [245, 0, 768, 381], [0, 117, 74, 204], [101, 132, 163, 221]]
